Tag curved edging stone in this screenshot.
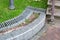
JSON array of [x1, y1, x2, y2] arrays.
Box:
[[0, 7, 46, 40], [0, 7, 34, 31]]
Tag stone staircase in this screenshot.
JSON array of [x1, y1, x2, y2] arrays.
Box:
[[48, 0, 60, 7], [47, 0, 60, 17], [30, 0, 60, 40]]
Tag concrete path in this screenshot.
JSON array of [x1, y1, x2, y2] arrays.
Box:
[[38, 26, 60, 40]]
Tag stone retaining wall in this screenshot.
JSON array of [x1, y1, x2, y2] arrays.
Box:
[[0, 6, 46, 40], [0, 6, 46, 31]]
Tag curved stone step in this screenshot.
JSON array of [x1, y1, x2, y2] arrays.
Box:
[[29, 24, 47, 40], [0, 7, 46, 40]]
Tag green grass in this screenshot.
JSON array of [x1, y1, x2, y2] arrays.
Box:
[[0, 0, 48, 23]]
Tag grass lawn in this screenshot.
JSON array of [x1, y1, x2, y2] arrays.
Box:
[[0, 0, 48, 23]]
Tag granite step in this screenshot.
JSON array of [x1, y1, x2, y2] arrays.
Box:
[[46, 7, 60, 17], [29, 24, 47, 40], [48, 0, 60, 7]]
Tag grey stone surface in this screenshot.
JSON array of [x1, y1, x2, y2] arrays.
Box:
[[0, 6, 46, 40], [29, 24, 47, 40], [0, 7, 33, 31]]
